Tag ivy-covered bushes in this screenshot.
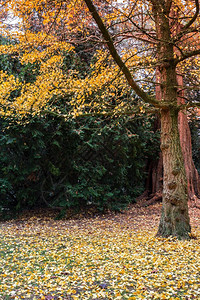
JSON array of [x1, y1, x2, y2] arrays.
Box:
[[0, 113, 159, 216]]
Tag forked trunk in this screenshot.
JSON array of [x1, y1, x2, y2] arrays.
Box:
[[157, 108, 191, 239]]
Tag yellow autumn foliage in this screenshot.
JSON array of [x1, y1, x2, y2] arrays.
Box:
[[0, 204, 200, 299], [0, 0, 199, 117]]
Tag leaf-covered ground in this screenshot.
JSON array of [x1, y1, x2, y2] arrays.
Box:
[[0, 204, 200, 299]]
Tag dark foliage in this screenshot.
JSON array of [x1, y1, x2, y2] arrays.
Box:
[[0, 113, 159, 216]]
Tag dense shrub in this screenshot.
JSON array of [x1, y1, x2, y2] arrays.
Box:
[[0, 113, 159, 216]]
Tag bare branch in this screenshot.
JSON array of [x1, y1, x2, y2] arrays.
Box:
[[182, 0, 199, 31], [83, 0, 161, 108], [176, 49, 200, 64]]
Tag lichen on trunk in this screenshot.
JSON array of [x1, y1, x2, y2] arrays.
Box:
[[157, 108, 191, 239]]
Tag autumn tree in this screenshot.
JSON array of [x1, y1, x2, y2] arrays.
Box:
[[0, 0, 199, 239], [150, 5, 200, 206], [80, 0, 200, 239]]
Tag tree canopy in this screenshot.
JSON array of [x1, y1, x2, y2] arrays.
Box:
[[0, 0, 199, 117]]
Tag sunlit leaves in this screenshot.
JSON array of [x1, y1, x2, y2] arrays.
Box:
[[0, 55, 68, 117], [0, 31, 74, 63], [0, 71, 21, 116], [0, 32, 75, 117], [0, 0, 199, 118]]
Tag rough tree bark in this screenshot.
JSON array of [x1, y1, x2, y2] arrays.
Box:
[[157, 108, 191, 238], [145, 74, 200, 208], [152, 2, 191, 238], [177, 75, 200, 203]]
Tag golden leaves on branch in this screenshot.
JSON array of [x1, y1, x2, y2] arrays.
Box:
[[0, 0, 199, 119]]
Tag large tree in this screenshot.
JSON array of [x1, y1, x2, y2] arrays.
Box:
[[0, 0, 199, 239], [81, 0, 200, 239]]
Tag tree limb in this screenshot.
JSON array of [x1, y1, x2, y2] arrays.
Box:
[[83, 0, 162, 108], [182, 0, 199, 31], [176, 49, 200, 64]]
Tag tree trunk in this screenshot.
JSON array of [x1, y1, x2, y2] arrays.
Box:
[[145, 72, 200, 205], [157, 108, 191, 239], [179, 111, 200, 202], [151, 3, 191, 239], [177, 75, 200, 202], [83, 0, 196, 239], [144, 71, 163, 199], [143, 115, 163, 200], [146, 152, 163, 196]]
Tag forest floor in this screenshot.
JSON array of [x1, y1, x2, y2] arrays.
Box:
[[0, 203, 200, 300]]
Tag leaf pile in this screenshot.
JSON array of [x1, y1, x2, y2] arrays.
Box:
[[0, 204, 200, 299]]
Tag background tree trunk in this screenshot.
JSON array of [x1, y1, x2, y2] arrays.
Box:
[[177, 75, 200, 204], [143, 72, 200, 207]]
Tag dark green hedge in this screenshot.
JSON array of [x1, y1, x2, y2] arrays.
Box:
[[0, 113, 159, 216]]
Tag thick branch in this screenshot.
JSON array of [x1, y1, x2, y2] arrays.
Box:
[[186, 102, 200, 109], [176, 49, 200, 64], [83, 0, 161, 108]]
